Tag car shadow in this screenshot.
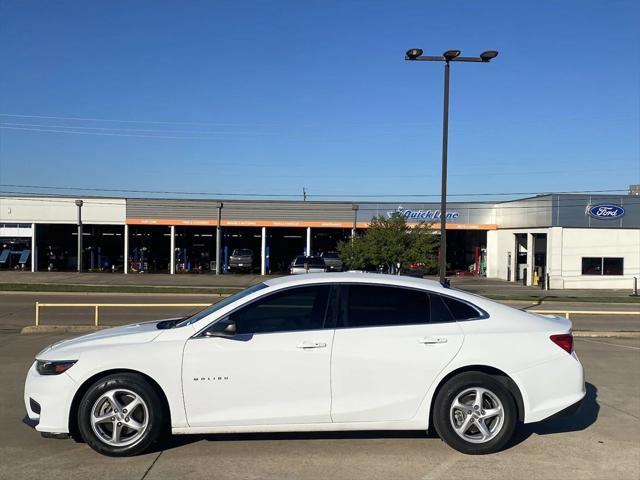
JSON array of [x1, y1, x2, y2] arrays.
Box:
[[506, 382, 599, 449], [150, 430, 430, 453], [150, 383, 599, 454]]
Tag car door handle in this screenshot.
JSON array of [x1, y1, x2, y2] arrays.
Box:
[[297, 341, 327, 349], [419, 336, 448, 344]]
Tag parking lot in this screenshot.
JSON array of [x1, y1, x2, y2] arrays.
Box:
[[0, 331, 638, 480]]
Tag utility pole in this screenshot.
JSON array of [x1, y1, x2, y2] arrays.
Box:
[[215, 202, 223, 275], [75, 200, 83, 272]]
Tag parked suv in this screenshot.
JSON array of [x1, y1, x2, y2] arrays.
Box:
[[320, 251, 343, 272], [290, 255, 326, 274], [228, 249, 254, 273]]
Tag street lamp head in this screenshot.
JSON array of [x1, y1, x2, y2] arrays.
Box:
[[75, 200, 83, 207], [480, 50, 499, 62], [443, 50, 461, 61], [215, 202, 223, 209], [405, 48, 423, 60], [352, 204, 359, 211]]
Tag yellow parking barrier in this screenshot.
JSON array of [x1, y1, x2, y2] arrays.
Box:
[[34, 303, 212, 327]]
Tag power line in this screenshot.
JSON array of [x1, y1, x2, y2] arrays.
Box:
[[1, 189, 638, 212], [0, 184, 629, 199], [0, 122, 274, 136], [0, 126, 210, 140], [0, 113, 268, 128]]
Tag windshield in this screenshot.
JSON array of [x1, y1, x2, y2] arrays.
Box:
[[175, 283, 268, 327]]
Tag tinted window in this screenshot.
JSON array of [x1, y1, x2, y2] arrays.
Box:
[[603, 257, 623, 275], [231, 285, 330, 334], [442, 296, 481, 320], [341, 285, 429, 328], [582, 257, 602, 275], [582, 257, 624, 276], [429, 293, 454, 323], [293, 256, 306, 266], [293, 256, 324, 267]]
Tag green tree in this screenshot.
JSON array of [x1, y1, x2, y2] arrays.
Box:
[[337, 214, 438, 274]]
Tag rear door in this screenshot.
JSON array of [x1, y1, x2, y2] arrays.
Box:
[[330, 284, 465, 423]]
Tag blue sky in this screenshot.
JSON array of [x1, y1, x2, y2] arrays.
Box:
[[0, 0, 638, 201]]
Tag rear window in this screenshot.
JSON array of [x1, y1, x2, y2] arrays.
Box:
[[322, 252, 339, 259], [293, 256, 324, 267], [233, 249, 253, 256], [442, 296, 482, 320]]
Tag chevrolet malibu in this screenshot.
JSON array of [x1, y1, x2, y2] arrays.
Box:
[[24, 273, 584, 456]]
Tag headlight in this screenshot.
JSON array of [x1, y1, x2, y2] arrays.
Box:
[[35, 360, 77, 375]]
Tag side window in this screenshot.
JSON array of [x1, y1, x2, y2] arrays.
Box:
[[442, 296, 482, 320], [341, 285, 429, 328], [429, 293, 454, 323], [231, 285, 330, 334]]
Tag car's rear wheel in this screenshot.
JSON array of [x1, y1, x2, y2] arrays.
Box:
[[433, 372, 517, 454], [77, 373, 164, 456]]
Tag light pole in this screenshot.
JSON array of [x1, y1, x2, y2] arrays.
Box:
[[215, 202, 223, 275], [405, 48, 498, 285], [351, 204, 359, 241], [75, 200, 84, 272]]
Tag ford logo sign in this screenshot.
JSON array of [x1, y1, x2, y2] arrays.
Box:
[[587, 204, 625, 220]]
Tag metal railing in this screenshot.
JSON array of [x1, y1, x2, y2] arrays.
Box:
[[34, 302, 211, 327], [526, 309, 640, 319]]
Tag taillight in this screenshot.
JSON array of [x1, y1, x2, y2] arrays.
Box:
[[550, 334, 573, 354]]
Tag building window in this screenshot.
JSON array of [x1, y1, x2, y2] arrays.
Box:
[[581, 257, 624, 276]]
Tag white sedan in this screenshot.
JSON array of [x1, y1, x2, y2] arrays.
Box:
[[24, 273, 585, 456]]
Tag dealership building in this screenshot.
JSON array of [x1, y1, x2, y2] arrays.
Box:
[[1, 192, 638, 289]]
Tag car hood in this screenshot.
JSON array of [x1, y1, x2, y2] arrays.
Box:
[[36, 320, 166, 360]]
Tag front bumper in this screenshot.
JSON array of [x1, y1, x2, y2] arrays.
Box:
[[24, 361, 78, 434]]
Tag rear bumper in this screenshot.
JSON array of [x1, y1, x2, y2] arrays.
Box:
[[514, 351, 586, 424], [545, 395, 584, 421]]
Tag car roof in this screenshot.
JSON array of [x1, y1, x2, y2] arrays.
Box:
[[263, 272, 447, 292]]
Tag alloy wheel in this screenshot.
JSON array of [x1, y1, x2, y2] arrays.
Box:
[[449, 387, 505, 444], [90, 388, 149, 447]]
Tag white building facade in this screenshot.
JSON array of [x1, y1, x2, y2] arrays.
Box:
[[486, 194, 640, 289]]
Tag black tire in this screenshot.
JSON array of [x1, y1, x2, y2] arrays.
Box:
[[433, 372, 517, 455], [77, 373, 165, 456]]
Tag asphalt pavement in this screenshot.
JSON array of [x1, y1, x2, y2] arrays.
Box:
[[0, 332, 638, 480]]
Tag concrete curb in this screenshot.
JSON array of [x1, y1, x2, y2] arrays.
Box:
[[20, 325, 640, 337], [573, 331, 640, 338]]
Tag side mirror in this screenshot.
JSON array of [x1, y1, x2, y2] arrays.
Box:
[[204, 318, 237, 338]]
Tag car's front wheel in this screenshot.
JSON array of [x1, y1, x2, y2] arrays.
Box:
[[77, 373, 165, 456], [433, 372, 517, 454]]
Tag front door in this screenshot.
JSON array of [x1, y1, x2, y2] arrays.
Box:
[[330, 284, 464, 423], [182, 284, 334, 427]]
